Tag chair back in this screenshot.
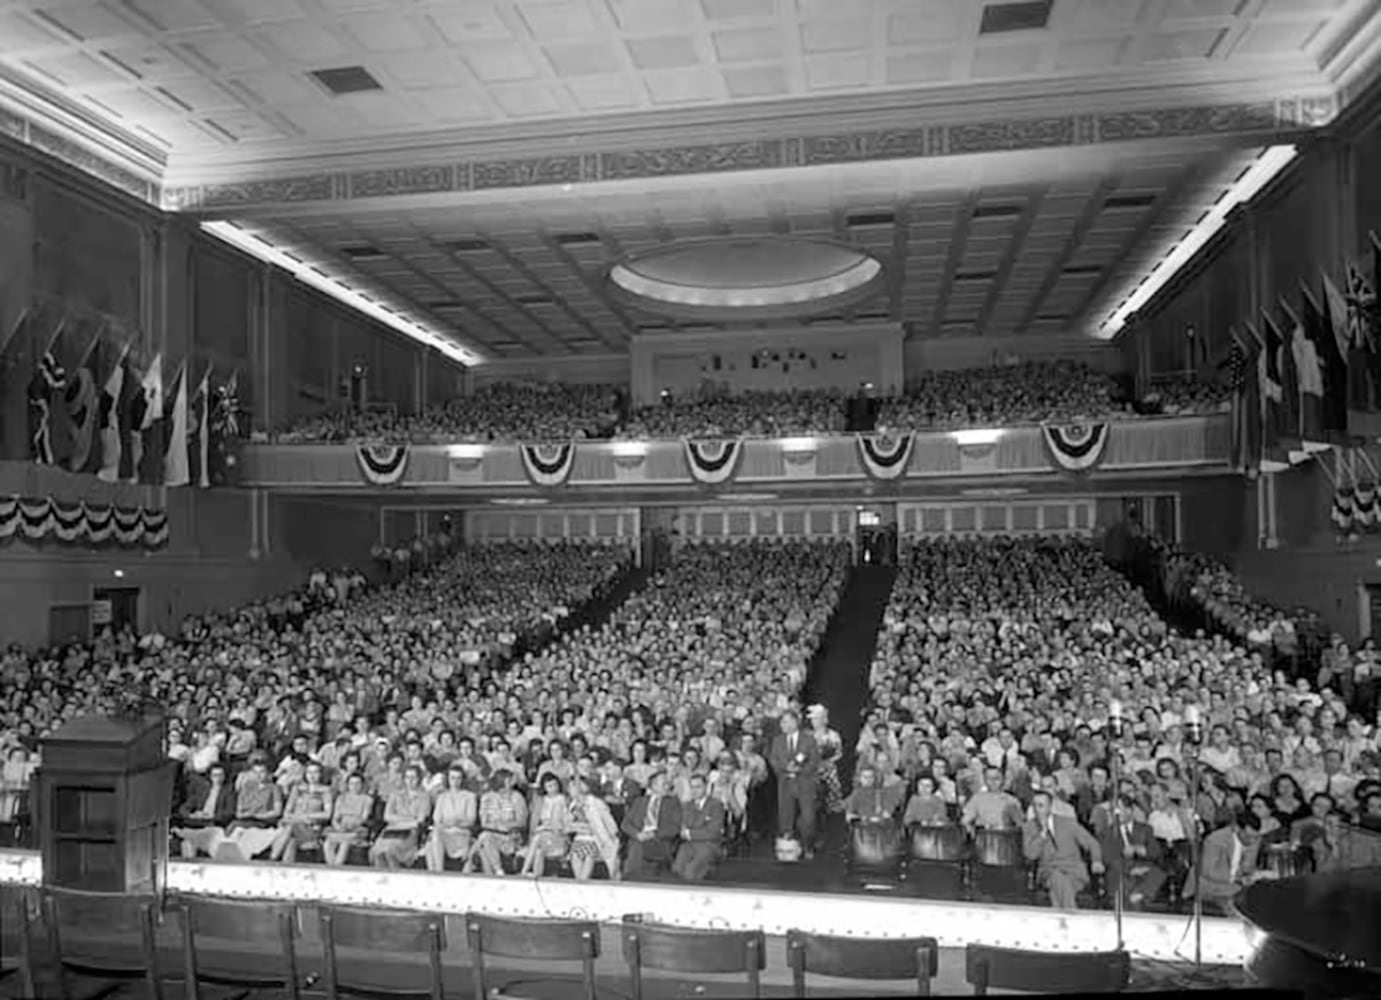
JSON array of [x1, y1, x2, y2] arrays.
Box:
[[174, 894, 301, 1000], [909, 823, 967, 861], [786, 930, 937, 997], [319, 905, 447, 1000], [41, 886, 163, 1000], [465, 913, 600, 1000], [621, 917, 764, 1000], [973, 828, 1023, 866], [965, 944, 1130, 995]]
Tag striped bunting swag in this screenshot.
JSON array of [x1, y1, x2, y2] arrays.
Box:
[[683, 438, 743, 485], [520, 442, 576, 487], [1331, 486, 1356, 537], [0, 495, 168, 549], [355, 443, 410, 485], [857, 431, 913, 480], [1355, 482, 1378, 532], [1041, 422, 1110, 473]]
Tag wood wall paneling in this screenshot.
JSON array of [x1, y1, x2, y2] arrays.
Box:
[[31, 179, 141, 328], [193, 244, 251, 369]]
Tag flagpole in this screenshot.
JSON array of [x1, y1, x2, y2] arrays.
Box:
[[0, 307, 29, 357]]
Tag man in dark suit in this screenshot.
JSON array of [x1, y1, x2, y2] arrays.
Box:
[[620, 770, 682, 879], [1022, 790, 1105, 910], [174, 763, 236, 858], [1099, 795, 1167, 909], [768, 710, 822, 857], [673, 774, 726, 882]]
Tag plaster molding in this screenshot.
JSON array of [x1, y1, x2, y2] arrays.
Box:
[[162, 96, 1335, 214]]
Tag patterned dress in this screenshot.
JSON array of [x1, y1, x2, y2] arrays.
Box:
[[814, 726, 845, 813]]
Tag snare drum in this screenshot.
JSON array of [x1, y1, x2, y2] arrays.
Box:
[[973, 827, 1022, 868], [851, 819, 902, 866], [910, 823, 967, 862]]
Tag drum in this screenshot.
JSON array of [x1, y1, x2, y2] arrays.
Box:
[[1260, 843, 1306, 880], [851, 819, 902, 866], [910, 823, 967, 862], [974, 828, 1022, 868]]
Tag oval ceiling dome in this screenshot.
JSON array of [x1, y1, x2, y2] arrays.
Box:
[[608, 236, 884, 323]]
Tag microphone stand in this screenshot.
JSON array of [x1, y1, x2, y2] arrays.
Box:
[[1107, 706, 1126, 955], [1184, 712, 1205, 970]]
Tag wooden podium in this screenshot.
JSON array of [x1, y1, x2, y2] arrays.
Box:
[[35, 715, 176, 893]]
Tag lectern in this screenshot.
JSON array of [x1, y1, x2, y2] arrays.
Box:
[[35, 715, 175, 893]]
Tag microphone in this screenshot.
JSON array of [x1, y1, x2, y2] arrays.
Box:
[[1183, 704, 1203, 746], [1108, 699, 1125, 738]]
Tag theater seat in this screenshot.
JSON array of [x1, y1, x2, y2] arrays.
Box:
[[965, 943, 1130, 995], [319, 904, 448, 1000], [465, 912, 600, 1000], [621, 916, 765, 1000], [40, 886, 163, 1000], [786, 929, 938, 997]]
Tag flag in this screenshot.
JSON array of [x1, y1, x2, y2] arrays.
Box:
[[1345, 258, 1379, 410], [96, 343, 129, 482], [194, 366, 211, 489], [27, 325, 66, 465], [128, 352, 163, 483], [1289, 307, 1327, 451], [1302, 285, 1348, 438], [1322, 270, 1362, 416], [64, 338, 101, 474], [164, 364, 190, 488], [1225, 327, 1260, 475], [1254, 317, 1290, 473]]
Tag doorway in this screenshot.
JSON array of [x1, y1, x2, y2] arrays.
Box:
[[856, 511, 896, 567], [91, 587, 141, 634]]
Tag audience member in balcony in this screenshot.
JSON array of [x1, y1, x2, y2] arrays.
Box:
[[878, 361, 1120, 431], [622, 388, 848, 439]]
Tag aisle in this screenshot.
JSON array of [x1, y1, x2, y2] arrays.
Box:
[[803, 565, 897, 797]]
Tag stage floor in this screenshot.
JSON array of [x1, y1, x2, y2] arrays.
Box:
[[0, 884, 1243, 998]]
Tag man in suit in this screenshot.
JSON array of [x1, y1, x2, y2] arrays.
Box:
[[673, 774, 726, 882], [1022, 790, 1105, 910], [174, 763, 237, 858], [620, 770, 682, 880], [768, 710, 821, 858], [1099, 795, 1168, 909], [1187, 814, 1263, 916]]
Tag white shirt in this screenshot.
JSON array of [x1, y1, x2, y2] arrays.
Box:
[[1229, 834, 1243, 881]]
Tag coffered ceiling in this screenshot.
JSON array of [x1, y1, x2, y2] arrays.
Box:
[[0, 0, 1379, 363]]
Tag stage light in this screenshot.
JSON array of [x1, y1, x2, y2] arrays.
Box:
[[446, 443, 487, 460], [779, 437, 819, 453], [200, 221, 482, 367], [1097, 145, 1298, 339], [611, 441, 649, 458]]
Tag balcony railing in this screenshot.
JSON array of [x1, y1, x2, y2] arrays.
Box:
[[237, 415, 1230, 489]]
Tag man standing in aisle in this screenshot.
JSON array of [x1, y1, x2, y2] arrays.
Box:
[[769, 710, 821, 859]]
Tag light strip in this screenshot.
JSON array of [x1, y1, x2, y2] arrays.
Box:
[[200, 221, 482, 367], [0, 850, 1251, 964], [1097, 144, 1298, 339]]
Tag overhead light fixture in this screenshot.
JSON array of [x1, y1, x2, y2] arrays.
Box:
[[446, 443, 486, 459], [952, 429, 1005, 446], [610, 441, 649, 458], [491, 497, 549, 506], [779, 437, 819, 453], [1097, 145, 1297, 339], [200, 221, 482, 367], [717, 492, 779, 501]]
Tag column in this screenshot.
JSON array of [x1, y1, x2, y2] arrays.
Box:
[[247, 489, 260, 560]]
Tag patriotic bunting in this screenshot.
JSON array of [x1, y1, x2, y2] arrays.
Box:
[[683, 438, 743, 485], [1041, 422, 1110, 473], [1331, 486, 1356, 536], [519, 442, 576, 487], [0, 495, 167, 549], [857, 432, 913, 481], [1355, 482, 1378, 533], [356, 443, 410, 485]]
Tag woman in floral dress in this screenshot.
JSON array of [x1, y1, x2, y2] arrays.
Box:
[[807, 704, 845, 813]]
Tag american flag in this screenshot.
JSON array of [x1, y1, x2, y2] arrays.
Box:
[[1348, 260, 1377, 349], [1223, 332, 1252, 393]]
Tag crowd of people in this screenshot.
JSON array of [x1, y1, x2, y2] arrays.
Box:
[[270, 383, 623, 444], [268, 367, 1231, 443], [855, 536, 1381, 912]]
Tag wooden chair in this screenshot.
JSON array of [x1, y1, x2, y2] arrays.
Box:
[[172, 894, 304, 1000], [465, 912, 600, 1000], [39, 886, 163, 1000], [785, 930, 938, 997], [965, 944, 1130, 995], [620, 916, 765, 1000], [318, 904, 447, 1000]]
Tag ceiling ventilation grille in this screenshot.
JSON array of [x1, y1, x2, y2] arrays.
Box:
[[979, 1, 1053, 34], [514, 294, 553, 306], [855, 310, 891, 321], [555, 232, 602, 246], [425, 299, 464, 310], [972, 204, 1024, 220], [340, 245, 386, 260], [847, 211, 895, 228], [309, 66, 383, 95], [443, 239, 490, 253], [954, 270, 999, 282], [1061, 264, 1103, 276], [1104, 193, 1157, 211]]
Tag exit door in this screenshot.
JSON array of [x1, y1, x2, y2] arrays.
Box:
[[92, 587, 141, 634]]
